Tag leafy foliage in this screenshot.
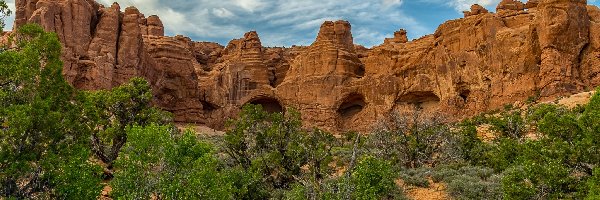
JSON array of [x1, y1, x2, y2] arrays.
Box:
[[81, 77, 171, 165], [224, 105, 307, 191], [2, 20, 600, 199], [586, 168, 600, 199], [351, 156, 405, 200], [489, 110, 526, 140], [223, 104, 344, 199], [454, 120, 491, 166], [111, 125, 235, 199], [0, 24, 102, 198]]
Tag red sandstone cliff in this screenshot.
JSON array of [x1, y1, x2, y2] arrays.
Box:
[[9, 0, 600, 133]]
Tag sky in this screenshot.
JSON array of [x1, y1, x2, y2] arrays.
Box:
[[3, 0, 600, 47]]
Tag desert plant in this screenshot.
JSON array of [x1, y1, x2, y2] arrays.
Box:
[[368, 110, 456, 168]]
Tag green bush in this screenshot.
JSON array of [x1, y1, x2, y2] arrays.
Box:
[[224, 104, 341, 199], [446, 174, 502, 200], [351, 156, 405, 200], [455, 121, 491, 165], [81, 77, 171, 166], [586, 168, 600, 199], [489, 110, 525, 139], [501, 152, 577, 199], [111, 125, 236, 199]]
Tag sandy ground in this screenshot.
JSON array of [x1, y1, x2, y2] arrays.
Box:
[[555, 91, 595, 108], [397, 178, 450, 200]]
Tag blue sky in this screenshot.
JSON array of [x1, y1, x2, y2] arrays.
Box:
[[4, 0, 600, 47]]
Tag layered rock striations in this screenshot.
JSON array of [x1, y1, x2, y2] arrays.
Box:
[[10, 0, 600, 133]]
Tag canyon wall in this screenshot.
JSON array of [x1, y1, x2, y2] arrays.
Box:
[[11, 0, 600, 133]]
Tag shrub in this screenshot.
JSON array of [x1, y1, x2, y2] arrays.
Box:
[[586, 168, 600, 199], [351, 156, 405, 200], [368, 111, 456, 168], [488, 110, 526, 140], [399, 167, 431, 187], [430, 165, 502, 200], [501, 153, 577, 199], [111, 125, 236, 199], [223, 104, 340, 198], [454, 121, 491, 165], [81, 77, 171, 166], [0, 0, 10, 32]]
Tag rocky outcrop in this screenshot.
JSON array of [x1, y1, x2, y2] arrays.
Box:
[[140, 15, 164, 36], [9, 0, 600, 133], [277, 20, 368, 131], [384, 29, 409, 44], [497, 0, 526, 17], [526, 0, 540, 8], [582, 5, 600, 87], [463, 4, 489, 17], [537, 0, 590, 96]]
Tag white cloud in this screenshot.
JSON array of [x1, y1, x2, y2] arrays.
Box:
[[234, 0, 266, 12], [212, 8, 236, 18]]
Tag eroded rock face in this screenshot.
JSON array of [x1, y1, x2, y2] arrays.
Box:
[[537, 0, 590, 96], [10, 0, 600, 133]]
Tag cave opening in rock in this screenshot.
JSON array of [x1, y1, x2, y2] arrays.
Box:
[[355, 65, 365, 78], [459, 89, 470, 102], [201, 101, 219, 112], [338, 93, 366, 118], [247, 97, 284, 113]]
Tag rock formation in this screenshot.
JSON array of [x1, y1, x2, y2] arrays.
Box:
[[384, 29, 409, 44], [9, 0, 600, 133], [463, 4, 489, 17]]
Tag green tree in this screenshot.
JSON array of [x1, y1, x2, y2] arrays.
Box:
[[80, 77, 170, 166], [455, 120, 491, 166], [224, 104, 343, 199], [224, 105, 307, 191], [0, 24, 102, 198]]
